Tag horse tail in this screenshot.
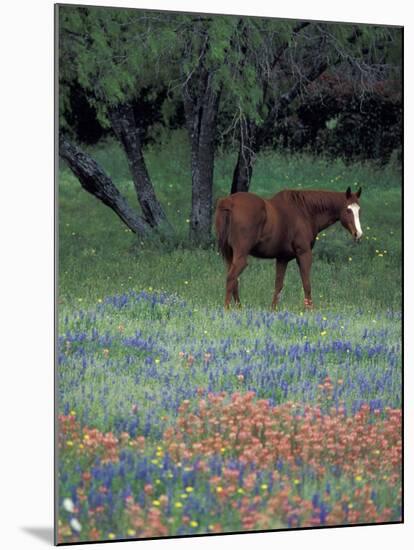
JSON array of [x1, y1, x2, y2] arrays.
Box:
[[215, 198, 233, 264]]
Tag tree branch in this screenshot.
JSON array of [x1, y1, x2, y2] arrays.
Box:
[[59, 135, 151, 237]]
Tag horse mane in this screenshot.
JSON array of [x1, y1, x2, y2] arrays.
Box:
[[282, 189, 344, 215]]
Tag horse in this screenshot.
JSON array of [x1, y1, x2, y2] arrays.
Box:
[[215, 186, 362, 309]]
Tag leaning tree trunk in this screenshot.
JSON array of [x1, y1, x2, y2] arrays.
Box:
[[183, 73, 220, 245], [108, 102, 171, 231], [231, 120, 256, 194], [59, 136, 151, 236]]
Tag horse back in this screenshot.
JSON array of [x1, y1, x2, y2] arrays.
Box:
[[224, 192, 267, 228]]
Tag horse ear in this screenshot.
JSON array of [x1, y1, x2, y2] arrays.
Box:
[[356, 187, 362, 198], [346, 186, 352, 198]]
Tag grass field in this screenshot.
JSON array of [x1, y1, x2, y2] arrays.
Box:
[[57, 133, 402, 543]]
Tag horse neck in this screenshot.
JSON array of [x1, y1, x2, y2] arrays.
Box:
[[310, 192, 344, 232]]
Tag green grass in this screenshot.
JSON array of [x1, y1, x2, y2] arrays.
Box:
[[57, 135, 402, 540], [58, 131, 402, 432], [59, 131, 402, 313]]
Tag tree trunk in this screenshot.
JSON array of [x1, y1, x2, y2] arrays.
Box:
[[183, 73, 220, 245], [231, 59, 330, 195], [108, 102, 171, 231], [59, 135, 151, 236], [231, 120, 256, 194]]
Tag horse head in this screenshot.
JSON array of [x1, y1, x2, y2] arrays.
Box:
[[340, 186, 363, 242]]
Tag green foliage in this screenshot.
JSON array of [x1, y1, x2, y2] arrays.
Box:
[[59, 5, 401, 146], [326, 117, 339, 130], [59, 6, 172, 125]]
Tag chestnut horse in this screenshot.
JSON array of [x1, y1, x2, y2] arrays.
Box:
[[215, 187, 362, 309]]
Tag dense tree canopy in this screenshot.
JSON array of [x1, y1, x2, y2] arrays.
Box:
[[58, 5, 402, 241]]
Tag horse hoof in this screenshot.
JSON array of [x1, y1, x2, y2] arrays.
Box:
[[304, 299, 314, 310]]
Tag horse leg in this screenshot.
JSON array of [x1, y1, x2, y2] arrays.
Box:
[[296, 251, 313, 309], [233, 277, 241, 307], [225, 258, 241, 307], [225, 254, 248, 308], [271, 259, 288, 310]]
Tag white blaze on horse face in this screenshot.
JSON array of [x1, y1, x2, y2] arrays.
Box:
[[348, 203, 363, 239]]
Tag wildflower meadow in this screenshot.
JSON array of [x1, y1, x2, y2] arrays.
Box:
[[57, 140, 402, 543]]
